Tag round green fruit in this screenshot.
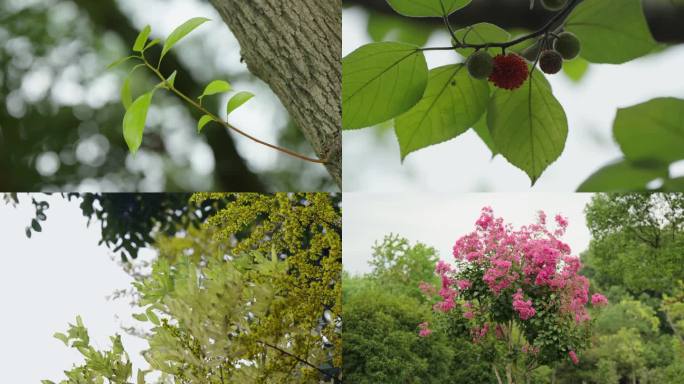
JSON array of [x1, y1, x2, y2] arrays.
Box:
[[466, 51, 494, 80], [540, 0, 567, 11], [539, 50, 563, 74], [554, 32, 581, 60]]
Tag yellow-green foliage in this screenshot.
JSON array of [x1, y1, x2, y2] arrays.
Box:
[[46, 193, 341, 384]]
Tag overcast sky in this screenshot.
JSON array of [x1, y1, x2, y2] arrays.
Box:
[[342, 6, 684, 192], [0, 195, 152, 382], [343, 193, 594, 275]]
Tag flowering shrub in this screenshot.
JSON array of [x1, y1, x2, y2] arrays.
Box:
[[420, 207, 606, 383]]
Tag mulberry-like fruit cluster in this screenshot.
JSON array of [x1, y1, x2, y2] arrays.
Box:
[[488, 53, 529, 90]]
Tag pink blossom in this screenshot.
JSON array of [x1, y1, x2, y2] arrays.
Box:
[[512, 289, 536, 320], [568, 350, 579, 365], [456, 279, 472, 290], [418, 322, 432, 337], [434, 297, 456, 313], [591, 293, 608, 307], [464, 311, 474, 319], [435, 260, 453, 275]]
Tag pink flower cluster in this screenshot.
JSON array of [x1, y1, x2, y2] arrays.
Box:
[[435, 207, 601, 324], [591, 293, 608, 307], [568, 350, 579, 365], [418, 322, 432, 337], [512, 289, 536, 320]]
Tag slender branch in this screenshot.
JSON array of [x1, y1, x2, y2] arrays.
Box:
[[257, 340, 339, 382], [422, 0, 581, 52], [137, 57, 326, 164]]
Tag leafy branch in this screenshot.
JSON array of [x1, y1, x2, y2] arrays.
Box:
[[423, 0, 581, 52], [110, 17, 325, 164], [257, 340, 342, 382]]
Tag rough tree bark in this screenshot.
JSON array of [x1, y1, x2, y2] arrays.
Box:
[[209, 0, 342, 187]]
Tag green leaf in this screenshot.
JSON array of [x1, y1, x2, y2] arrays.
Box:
[[53, 332, 69, 346], [395, 64, 489, 160], [106, 56, 137, 70], [565, 0, 658, 64], [160, 17, 210, 62], [577, 159, 668, 192], [614, 97, 684, 164], [386, 0, 471, 17], [342, 42, 428, 130], [472, 113, 497, 157], [146, 307, 160, 326], [367, 11, 433, 46], [200, 80, 232, 98], [31, 219, 42, 232], [144, 38, 160, 51], [197, 115, 214, 133], [562, 57, 589, 82], [132, 313, 148, 322], [123, 92, 154, 154], [25, 227, 31, 238], [226, 91, 254, 115], [487, 71, 567, 184], [133, 25, 151, 52], [454, 23, 510, 57], [121, 77, 132, 110]]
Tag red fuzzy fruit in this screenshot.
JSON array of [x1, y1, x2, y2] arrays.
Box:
[[488, 53, 529, 90]]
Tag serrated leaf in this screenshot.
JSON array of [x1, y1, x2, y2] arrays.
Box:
[[123, 92, 154, 154], [197, 115, 214, 133], [106, 56, 137, 70], [454, 23, 510, 57], [53, 332, 69, 346], [565, 0, 658, 64], [121, 77, 132, 110], [614, 97, 684, 164], [133, 25, 151, 52], [227, 91, 254, 115], [342, 42, 428, 130], [160, 17, 210, 62], [395, 64, 489, 160], [577, 159, 668, 192], [487, 71, 567, 185], [386, 0, 471, 17], [132, 313, 148, 322], [200, 80, 232, 98], [146, 307, 160, 325]]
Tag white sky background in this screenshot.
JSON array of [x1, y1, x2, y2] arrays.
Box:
[[342, 5, 684, 192], [343, 193, 594, 275], [0, 195, 153, 382]]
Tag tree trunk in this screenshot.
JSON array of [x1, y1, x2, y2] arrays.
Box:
[[209, 0, 342, 187]]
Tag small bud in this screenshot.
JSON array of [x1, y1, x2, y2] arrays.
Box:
[[554, 32, 581, 60]]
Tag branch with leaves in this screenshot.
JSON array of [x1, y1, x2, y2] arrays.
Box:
[[342, 0, 660, 185], [109, 18, 326, 164]]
